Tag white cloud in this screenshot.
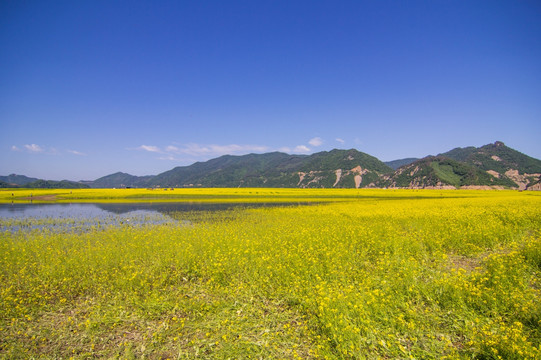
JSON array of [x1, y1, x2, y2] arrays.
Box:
[[133, 142, 271, 161], [12, 144, 84, 155], [24, 144, 44, 153], [293, 145, 310, 153], [158, 155, 178, 161], [165, 145, 179, 152], [336, 138, 345, 144], [166, 143, 269, 157], [278, 147, 291, 153], [308, 137, 323, 147], [138, 145, 162, 153]]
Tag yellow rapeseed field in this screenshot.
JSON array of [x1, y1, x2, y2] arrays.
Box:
[[0, 189, 540, 358]]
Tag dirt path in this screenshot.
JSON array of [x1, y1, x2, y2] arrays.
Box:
[[19, 195, 58, 201]]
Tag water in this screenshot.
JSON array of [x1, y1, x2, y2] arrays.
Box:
[[0, 202, 310, 232]]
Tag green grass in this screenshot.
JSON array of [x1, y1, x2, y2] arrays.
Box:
[[430, 161, 461, 186]]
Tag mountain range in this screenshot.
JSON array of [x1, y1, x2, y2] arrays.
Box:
[[2, 142, 541, 190], [0, 175, 90, 189]]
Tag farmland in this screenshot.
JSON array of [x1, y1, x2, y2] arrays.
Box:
[[1, 189, 540, 359]]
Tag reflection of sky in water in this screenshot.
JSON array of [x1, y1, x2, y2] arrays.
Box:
[[0, 202, 309, 233], [0, 202, 302, 218], [0, 203, 183, 233], [1, 203, 124, 219]]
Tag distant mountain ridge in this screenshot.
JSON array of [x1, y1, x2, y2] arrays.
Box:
[[0, 174, 40, 186], [3, 142, 540, 190], [0, 174, 89, 189], [146, 149, 393, 188], [91, 172, 154, 188], [384, 158, 419, 170]]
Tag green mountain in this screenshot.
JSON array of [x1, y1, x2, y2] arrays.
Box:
[[294, 149, 393, 188], [440, 141, 541, 189], [88, 143, 540, 189], [91, 172, 154, 188], [148, 152, 298, 187], [147, 149, 393, 188], [380, 156, 516, 189], [0, 174, 40, 186], [5, 142, 540, 190], [0, 174, 89, 189]]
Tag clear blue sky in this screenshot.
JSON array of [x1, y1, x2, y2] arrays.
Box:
[[1, 0, 540, 180]]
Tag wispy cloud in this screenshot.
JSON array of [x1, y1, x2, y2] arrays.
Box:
[[134, 141, 333, 159], [68, 149, 86, 156], [165, 145, 179, 152], [24, 144, 44, 153], [158, 155, 178, 161], [336, 138, 345, 144], [293, 145, 310, 153], [308, 137, 323, 147], [165, 143, 269, 157], [133, 142, 270, 160], [12, 144, 84, 156], [138, 145, 162, 153]]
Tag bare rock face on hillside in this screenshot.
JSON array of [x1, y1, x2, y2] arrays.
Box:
[[526, 180, 541, 191], [504, 169, 541, 190], [296, 165, 381, 188]]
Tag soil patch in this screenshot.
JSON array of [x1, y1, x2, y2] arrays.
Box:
[[20, 195, 58, 201]]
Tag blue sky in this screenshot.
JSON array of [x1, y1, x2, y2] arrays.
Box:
[[1, 0, 540, 180]]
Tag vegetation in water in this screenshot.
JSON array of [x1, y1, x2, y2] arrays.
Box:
[[1, 189, 540, 359]]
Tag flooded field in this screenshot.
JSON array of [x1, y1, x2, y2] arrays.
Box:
[[0, 201, 312, 232]]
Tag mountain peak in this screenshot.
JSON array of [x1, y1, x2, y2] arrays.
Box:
[[89, 144, 540, 189], [5, 143, 539, 190]]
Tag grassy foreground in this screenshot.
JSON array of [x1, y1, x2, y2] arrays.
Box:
[[1, 190, 540, 359]]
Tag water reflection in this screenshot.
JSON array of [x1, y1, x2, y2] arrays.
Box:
[[0, 202, 311, 232], [0, 202, 307, 218]]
